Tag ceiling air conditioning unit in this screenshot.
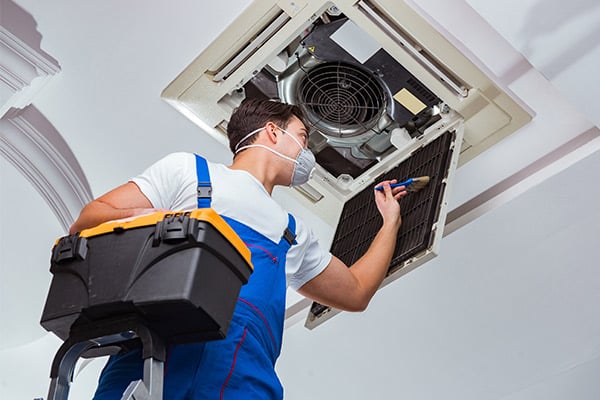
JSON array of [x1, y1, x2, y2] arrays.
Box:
[[162, 0, 532, 329]]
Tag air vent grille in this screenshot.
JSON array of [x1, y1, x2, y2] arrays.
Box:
[[298, 62, 386, 137], [406, 77, 437, 105]]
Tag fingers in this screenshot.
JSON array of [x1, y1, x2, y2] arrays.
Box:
[[374, 180, 407, 200], [394, 188, 407, 201], [382, 180, 393, 197], [373, 180, 403, 228]]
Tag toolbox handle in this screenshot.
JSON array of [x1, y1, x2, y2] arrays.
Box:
[[152, 213, 201, 246]]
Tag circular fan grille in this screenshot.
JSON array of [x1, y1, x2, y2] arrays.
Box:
[[297, 62, 386, 137]]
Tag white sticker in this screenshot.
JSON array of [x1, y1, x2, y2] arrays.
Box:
[[330, 20, 381, 64]]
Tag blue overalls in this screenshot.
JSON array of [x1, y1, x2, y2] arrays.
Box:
[[94, 155, 296, 399]]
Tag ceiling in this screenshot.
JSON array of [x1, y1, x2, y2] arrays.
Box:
[[1, 0, 599, 399]]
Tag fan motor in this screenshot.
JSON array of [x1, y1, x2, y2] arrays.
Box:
[[297, 61, 386, 138]]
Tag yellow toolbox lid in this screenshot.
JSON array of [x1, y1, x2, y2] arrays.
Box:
[[74, 209, 252, 269]]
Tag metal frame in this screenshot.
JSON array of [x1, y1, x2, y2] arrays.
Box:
[[46, 315, 166, 400]]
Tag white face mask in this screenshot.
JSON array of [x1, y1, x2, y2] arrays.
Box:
[[234, 125, 316, 186]]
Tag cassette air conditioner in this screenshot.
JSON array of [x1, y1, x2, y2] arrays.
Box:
[[162, 0, 532, 329]]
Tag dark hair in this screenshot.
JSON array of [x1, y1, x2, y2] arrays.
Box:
[[227, 98, 306, 154]]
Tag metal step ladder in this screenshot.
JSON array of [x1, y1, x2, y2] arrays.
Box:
[[45, 315, 166, 400]]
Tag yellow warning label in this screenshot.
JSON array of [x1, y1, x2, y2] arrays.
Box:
[[308, 46, 316, 53], [393, 88, 427, 115]]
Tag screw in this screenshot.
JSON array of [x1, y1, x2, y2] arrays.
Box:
[[328, 5, 341, 15]]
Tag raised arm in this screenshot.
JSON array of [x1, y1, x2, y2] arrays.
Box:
[[69, 182, 161, 234], [297, 180, 406, 312]]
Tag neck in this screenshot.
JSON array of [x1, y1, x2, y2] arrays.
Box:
[[229, 149, 288, 194]]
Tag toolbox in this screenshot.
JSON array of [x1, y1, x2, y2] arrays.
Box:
[[40, 209, 253, 345]]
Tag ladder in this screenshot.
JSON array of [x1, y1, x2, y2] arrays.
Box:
[[46, 315, 166, 400]]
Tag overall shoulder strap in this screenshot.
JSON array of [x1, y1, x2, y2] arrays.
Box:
[[195, 154, 212, 208]]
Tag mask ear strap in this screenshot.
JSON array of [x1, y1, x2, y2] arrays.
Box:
[[234, 127, 265, 152], [236, 144, 299, 164], [276, 126, 305, 150]]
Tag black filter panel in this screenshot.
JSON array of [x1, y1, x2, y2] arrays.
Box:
[[310, 130, 455, 317]]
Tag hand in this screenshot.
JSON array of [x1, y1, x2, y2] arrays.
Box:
[[109, 208, 170, 224], [373, 179, 407, 229], [130, 207, 171, 217]]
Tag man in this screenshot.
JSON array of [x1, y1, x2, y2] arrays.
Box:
[[70, 99, 406, 399]]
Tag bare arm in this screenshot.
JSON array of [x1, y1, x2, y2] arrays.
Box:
[[297, 180, 406, 312], [69, 182, 163, 234]]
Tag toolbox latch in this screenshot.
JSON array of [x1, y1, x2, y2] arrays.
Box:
[[52, 234, 88, 264]]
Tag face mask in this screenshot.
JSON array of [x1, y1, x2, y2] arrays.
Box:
[[234, 125, 316, 186]]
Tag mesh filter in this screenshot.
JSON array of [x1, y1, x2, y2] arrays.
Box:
[[310, 130, 455, 316]]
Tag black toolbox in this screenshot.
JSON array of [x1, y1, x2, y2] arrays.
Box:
[[40, 209, 253, 345]]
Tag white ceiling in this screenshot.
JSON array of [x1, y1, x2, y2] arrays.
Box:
[[1, 0, 599, 399]]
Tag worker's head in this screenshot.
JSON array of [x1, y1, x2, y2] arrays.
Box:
[[228, 99, 315, 186], [227, 98, 307, 153]]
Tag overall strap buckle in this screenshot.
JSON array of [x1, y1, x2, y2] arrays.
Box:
[[197, 182, 212, 199], [282, 227, 296, 245], [282, 213, 297, 245]]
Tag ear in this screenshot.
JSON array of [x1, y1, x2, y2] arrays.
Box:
[[263, 121, 279, 144]]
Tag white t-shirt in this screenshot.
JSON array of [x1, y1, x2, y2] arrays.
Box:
[[131, 152, 331, 290]]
